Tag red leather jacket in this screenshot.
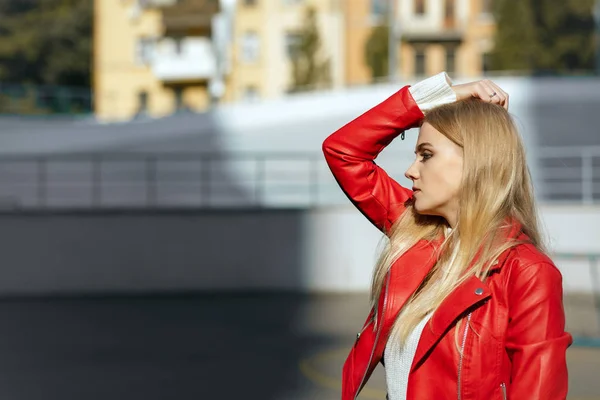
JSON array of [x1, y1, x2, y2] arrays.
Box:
[[322, 86, 572, 400]]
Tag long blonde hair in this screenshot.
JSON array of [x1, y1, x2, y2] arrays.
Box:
[[371, 99, 547, 349]]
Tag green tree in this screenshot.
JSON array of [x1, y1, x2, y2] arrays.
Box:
[[490, 0, 596, 74], [365, 23, 389, 82], [289, 6, 331, 92], [0, 0, 93, 87]]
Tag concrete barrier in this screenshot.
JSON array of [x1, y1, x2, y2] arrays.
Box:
[[0, 204, 597, 296]]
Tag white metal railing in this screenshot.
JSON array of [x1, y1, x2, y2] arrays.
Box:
[[538, 146, 600, 205], [152, 37, 217, 82], [0, 146, 597, 210]]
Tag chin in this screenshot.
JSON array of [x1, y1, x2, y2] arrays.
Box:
[[413, 203, 437, 217], [413, 205, 430, 215], [412, 199, 424, 212]]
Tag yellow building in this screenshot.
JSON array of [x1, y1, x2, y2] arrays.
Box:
[[344, 0, 382, 86], [94, 0, 232, 121], [345, 0, 497, 85], [94, 0, 496, 121], [94, 0, 344, 121], [229, 0, 344, 102]]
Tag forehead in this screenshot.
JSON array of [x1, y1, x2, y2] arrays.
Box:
[[416, 123, 462, 157], [417, 122, 444, 144]]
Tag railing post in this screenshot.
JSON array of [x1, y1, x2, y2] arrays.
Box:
[[255, 155, 266, 207], [146, 156, 157, 207], [37, 158, 47, 208], [92, 157, 102, 207], [582, 151, 593, 205], [201, 156, 211, 207]]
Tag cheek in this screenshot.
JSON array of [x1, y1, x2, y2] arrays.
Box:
[[442, 160, 463, 197], [446, 167, 463, 193], [426, 159, 462, 199]]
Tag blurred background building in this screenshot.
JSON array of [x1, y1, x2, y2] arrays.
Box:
[[92, 0, 499, 121], [1, 0, 596, 119], [345, 0, 495, 85], [94, 0, 232, 120], [94, 0, 345, 120], [230, 0, 344, 99]]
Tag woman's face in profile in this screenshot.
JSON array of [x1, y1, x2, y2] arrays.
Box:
[[404, 122, 463, 225]]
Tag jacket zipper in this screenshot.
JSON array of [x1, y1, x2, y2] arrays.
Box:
[[457, 313, 472, 400], [500, 382, 507, 400], [355, 316, 372, 342], [354, 272, 391, 399]]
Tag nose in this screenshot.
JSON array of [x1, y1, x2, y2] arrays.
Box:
[[405, 160, 419, 182]]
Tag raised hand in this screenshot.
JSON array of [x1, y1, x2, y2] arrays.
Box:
[[451, 79, 509, 110]]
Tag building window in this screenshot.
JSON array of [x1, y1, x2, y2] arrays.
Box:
[[481, 0, 493, 14], [415, 0, 426, 15], [241, 31, 260, 63], [174, 37, 184, 55], [445, 0, 455, 24], [135, 37, 155, 65], [446, 47, 456, 74], [415, 48, 426, 77], [137, 91, 149, 114], [371, 0, 388, 18], [285, 32, 302, 59], [243, 86, 260, 102], [174, 87, 184, 111], [482, 52, 492, 74], [445, 0, 455, 18]]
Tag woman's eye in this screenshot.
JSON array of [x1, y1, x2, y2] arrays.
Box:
[[421, 153, 432, 161]]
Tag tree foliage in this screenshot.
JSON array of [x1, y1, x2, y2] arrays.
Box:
[[365, 23, 389, 82], [289, 6, 331, 92], [490, 0, 596, 74], [0, 0, 93, 86]]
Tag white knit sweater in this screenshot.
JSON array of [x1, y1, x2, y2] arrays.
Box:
[[384, 312, 434, 400], [383, 73, 457, 400], [384, 233, 458, 400]]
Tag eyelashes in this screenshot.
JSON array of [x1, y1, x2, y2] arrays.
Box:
[[420, 153, 433, 162]]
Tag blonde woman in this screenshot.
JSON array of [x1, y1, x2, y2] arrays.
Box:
[[322, 72, 572, 400]]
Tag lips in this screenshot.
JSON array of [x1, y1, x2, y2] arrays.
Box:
[[412, 187, 421, 193]]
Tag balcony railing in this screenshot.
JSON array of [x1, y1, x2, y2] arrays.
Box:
[[399, 15, 465, 43], [152, 37, 217, 82], [400, 28, 464, 43], [0, 146, 598, 210], [141, 0, 178, 7], [162, 0, 220, 32]]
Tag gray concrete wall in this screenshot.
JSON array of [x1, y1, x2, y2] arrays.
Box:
[[0, 205, 598, 296], [0, 210, 306, 295]]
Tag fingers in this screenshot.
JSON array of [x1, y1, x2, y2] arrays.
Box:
[[477, 80, 509, 110], [487, 81, 509, 110], [455, 79, 510, 110]]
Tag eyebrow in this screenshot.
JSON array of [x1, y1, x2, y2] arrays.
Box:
[[414, 142, 433, 153]]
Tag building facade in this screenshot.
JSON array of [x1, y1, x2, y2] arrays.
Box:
[[345, 0, 496, 86], [94, 0, 233, 121], [230, 0, 344, 102], [94, 0, 344, 121], [94, 0, 496, 121]]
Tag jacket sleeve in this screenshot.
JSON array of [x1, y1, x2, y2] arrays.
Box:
[[322, 72, 456, 234], [505, 262, 573, 399]]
